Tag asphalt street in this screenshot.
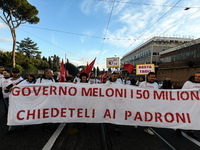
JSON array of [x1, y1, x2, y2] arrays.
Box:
[[1, 99, 200, 150]]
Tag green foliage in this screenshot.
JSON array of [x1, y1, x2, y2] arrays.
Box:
[[15, 64, 24, 73], [0, 51, 12, 67], [0, 50, 60, 72], [28, 64, 37, 70], [97, 66, 100, 76], [16, 37, 41, 58], [52, 55, 60, 72], [0, 0, 40, 67], [0, 0, 40, 24]]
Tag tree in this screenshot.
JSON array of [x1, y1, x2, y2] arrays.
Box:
[[97, 66, 100, 76], [52, 55, 60, 72], [16, 37, 41, 58], [0, 0, 39, 67], [48, 56, 52, 69]]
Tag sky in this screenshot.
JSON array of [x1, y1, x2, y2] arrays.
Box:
[[1, 0, 200, 70]]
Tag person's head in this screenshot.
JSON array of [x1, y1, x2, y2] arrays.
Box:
[[80, 73, 88, 83], [44, 69, 53, 79], [188, 75, 195, 82], [3, 69, 11, 78], [0, 66, 4, 74], [111, 72, 117, 82], [12, 68, 20, 79], [147, 72, 156, 83], [194, 71, 200, 83], [102, 78, 107, 83], [66, 77, 72, 82], [90, 73, 95, 79], [116, 71, 120, 78], [28, 74, 35, 82], [139, 76, 144, 82]]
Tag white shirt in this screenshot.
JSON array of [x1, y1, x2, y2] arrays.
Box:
[[35, 78, 55, 84], [117, 78, 123, 84], [73, 77, 81, 83], [124, 80, 131, 85], [0, 77, 11, 98], [88, 78, 96, 84], [106, 80, 121, 84], [0, 74, 4, 86], [139, 81, 158, 89], [182, 81, 200, 89], [6, 77, 27, 97]]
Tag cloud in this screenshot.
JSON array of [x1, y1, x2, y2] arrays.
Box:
[[81, 0, 128, 15], [0, 36, 12, 43], [60, 1, 73, 14], [80, 30, 95, 43], [59, 52, 76, 57], [101, 50, 108, 55], [70, 57, 105, 70], [0, 47, 11, 52], [80, 0, 93, 15], [0, 21, 8, 29]]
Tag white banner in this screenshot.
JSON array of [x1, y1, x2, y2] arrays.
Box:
[[8, 83, 200, 130]]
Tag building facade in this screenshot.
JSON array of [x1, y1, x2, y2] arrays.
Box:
[[158, 38, 200, 88], [121, 36, 192, 68]]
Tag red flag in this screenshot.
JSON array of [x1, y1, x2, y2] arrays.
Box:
[[59, 59, 68, 82], [79, 58, 96, 75], [123, 64, 135, 74], [84, 63, 90, 77], [88, 57, 96, 71], [101, 70, 107, 83]]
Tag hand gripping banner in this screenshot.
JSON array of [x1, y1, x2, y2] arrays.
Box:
[[7, 83, 200, 130]]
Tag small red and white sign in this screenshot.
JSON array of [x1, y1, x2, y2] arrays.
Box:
[[106, 57, 120, 68], [136, 64, 155, 75]]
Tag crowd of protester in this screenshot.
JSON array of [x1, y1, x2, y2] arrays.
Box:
[[0, 66, 200, 140]]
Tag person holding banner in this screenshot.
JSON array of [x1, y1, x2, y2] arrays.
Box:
[[116, 71, 123, 84], [106, 72, 121, 84], [73, 74, 80, 83], [88, 72, 96, 84], [106, 72, 122, 132], [176, 71, 200, 139], [135, 76, 145, 86], [35, 68, 55, 132], [36, 69, 55, 84], [80, 73, 89, 83], [4, 68, 27, 134], [139, 72, 158, 136]]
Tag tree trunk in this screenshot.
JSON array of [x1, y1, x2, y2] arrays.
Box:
[[11, 29, 16, 68]]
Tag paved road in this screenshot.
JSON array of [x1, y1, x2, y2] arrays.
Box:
[[1, 99, 200, 150]]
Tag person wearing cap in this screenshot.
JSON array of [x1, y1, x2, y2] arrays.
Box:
[[36, 68, 55, 84], [139, 72, 158, 136], [4, 68, 27, 93], [4, 68, 27, 134]]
